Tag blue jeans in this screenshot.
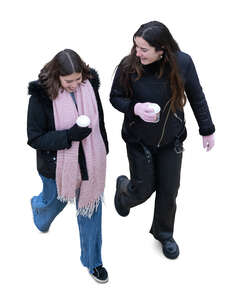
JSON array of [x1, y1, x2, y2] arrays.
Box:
[[31, 174, 102, 273]]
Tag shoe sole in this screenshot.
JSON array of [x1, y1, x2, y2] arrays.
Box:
[[163, 249, 179, 259], [89, 273, 109, 284], [114, 176, 130, 217]]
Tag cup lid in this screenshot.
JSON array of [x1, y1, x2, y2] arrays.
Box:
[[76, 115, 90, 127], [149, 103, 160, 113]]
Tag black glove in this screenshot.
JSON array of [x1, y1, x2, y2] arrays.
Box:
[[67, 124, 92, 142]]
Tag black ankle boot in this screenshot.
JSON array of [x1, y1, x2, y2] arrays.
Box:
[[114, 175, 130, 217], [161, 238, 179, 259]]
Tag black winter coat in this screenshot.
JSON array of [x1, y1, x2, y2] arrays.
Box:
[[27, 69, 109, 179], [110, 51, 215, 147]]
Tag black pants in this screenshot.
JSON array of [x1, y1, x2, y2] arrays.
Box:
[[125, 142, 183, 241]]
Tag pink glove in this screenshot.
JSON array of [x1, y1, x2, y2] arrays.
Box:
[[202, 134, 215, 151], [134, 102, 157, 123]]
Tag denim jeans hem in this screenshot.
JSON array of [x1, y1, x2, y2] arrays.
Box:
[[80, 257, 103, 274], [89, 262, 103, 274]]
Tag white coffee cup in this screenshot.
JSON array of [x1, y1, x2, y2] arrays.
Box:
[[76, 115, 91, 127], [149, 103, 161, 122]]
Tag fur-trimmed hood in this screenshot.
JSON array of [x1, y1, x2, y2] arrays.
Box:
[[28, 80, 49, 101], [28, 68, 100, 100]]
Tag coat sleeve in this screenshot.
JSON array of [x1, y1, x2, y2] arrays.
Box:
[[89, 69, 109, 154], [109, 65, 136, 121], [184, 55, 215, 136], [94, 88, 109, 154], [27, 95, 71, 151]]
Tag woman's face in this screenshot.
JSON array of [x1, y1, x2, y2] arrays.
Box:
[[134, 36, 163, 65], [59, 72, 82, 93]]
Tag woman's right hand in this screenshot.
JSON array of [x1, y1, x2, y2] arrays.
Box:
[[134, 102, 156, 122], [202, 134, 215, 151], [67, 124, 92, 142]]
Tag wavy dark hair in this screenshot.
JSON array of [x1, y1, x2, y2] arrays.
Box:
[[38, 49, 91, 100], [119, 21, 186, 112]]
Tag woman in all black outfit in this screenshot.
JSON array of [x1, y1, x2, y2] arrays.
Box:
[[110, 21, 215, 259]]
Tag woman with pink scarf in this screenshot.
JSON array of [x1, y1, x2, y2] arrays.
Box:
[[27, 49, 109, 283]]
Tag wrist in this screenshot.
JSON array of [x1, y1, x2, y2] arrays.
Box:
[[134, 103, 141, 115], [66, 129, 72, 142]]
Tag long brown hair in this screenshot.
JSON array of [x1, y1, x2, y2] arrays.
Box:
[[119, 21, 186, 112], [39, 49, 91, 100]]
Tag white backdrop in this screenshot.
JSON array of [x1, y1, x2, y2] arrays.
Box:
[[1, 0, 236, 299]]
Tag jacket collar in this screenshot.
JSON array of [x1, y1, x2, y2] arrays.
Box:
[[28, 80, 50, 101]]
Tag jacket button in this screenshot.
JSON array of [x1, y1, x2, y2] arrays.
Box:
[[53, 157, 56, 161]]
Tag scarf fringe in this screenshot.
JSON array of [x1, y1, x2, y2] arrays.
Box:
[[57, 193, 104, 218], [57, 195, 76, 204], [76, 194, 104, 219]]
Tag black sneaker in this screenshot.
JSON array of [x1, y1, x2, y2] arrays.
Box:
[[90, 265, 109, 283], [161, 238, 180, 259]]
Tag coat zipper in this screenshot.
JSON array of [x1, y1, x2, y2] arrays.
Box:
[[157, 100, 172, 148], [174, 113, 183, 123]]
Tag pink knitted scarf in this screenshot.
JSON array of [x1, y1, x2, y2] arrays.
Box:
[[52, 80, 106, 218]]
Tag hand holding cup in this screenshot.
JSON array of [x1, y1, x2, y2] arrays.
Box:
[[134, 102, 160, 123], [67, 115, 91, 142], [148, 103, 161, 123]]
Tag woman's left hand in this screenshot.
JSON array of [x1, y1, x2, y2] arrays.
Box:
[[202, 134, 215, 151]]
